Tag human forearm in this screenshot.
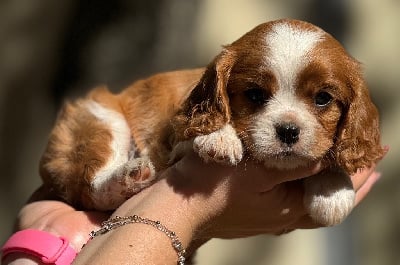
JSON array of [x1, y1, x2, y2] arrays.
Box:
[[73, 177, 207, 265]]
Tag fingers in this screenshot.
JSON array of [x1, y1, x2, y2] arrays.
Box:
[[297, 170, 381, 231], [266, 161, 323, 185], [291, 214, 319, 230], [354, 171, 381, 206], [352, 145, 388, 201], [350, 164, 382, 206], [351, 165, 376, 191]]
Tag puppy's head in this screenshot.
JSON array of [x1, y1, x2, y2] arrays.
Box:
[[175, 19, 384, 172]]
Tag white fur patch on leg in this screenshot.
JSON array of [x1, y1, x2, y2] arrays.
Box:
[[193, 124, 243, 165], [91, 157, 156, 210], [303, 169, 355, 226], [86, 100, 131, 187], [85, 101, 156, 209]]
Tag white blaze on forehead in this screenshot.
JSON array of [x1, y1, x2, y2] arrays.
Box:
[[250, 22, 324, 168], [265, 22, 323, 91]]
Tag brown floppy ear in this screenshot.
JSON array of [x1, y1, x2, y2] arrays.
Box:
[[173, 49, 236, 139], [335, 63, 384, 174]]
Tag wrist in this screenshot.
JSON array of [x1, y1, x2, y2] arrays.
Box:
[[76, 177, 210, 264], [16, 201, 100, 252], [1, 229, 77, 265], [111, 172, 219, 252], [113, 179, 207, 244]]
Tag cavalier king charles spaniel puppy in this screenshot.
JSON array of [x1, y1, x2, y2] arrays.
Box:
[[40, 19, 384, 226]]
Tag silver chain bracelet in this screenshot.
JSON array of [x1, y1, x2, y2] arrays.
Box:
[[88, 215, 186, 265]]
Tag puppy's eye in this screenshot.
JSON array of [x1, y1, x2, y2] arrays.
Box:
[[315, 91, 333, 107], [244, 86, 267, 105]]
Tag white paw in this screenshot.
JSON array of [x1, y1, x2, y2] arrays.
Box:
[[193, 124, 243, 165], [124, 157, 156, 183], [91, 157, 156, 210], [305, 187, 355, 226], [303, 169, 355, 226]]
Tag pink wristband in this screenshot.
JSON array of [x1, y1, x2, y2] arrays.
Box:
[[1, 229, 77, 265]]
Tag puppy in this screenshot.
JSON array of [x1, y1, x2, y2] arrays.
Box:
[[40, 19, 384, 226]]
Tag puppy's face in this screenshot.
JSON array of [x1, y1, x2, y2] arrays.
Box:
[[228, 21, 349, 169], [177, 19, 383, 172]]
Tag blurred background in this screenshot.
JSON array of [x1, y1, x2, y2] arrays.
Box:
[[0, 0, 399, 264]]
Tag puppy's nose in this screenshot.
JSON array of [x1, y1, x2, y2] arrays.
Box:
[[276, 123, 300, 145]]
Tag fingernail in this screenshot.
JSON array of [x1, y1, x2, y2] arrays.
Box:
[[374, 172, 382, 182], [383, 145, 390, 154]]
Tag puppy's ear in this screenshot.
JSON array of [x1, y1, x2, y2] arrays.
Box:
[[174, 49, 236, 139], [335, 63, 384, 174]]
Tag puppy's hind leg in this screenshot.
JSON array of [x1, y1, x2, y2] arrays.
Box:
[[40, 94, 156, 210], [90, 156, 156, 210]]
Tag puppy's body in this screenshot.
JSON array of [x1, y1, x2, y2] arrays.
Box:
[[40, 19, 384, 225], [40, 69, 205, 209]]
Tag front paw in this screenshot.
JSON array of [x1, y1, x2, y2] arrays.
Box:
[[303, 169, 355, 226], [305, 187, 355, 226], [193, 124, 243, 165]]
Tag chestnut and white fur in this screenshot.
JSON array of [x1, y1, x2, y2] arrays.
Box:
[[40, 19, 384, 226]]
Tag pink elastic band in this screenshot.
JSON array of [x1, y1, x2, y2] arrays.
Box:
[[1, 229, 77, 265]]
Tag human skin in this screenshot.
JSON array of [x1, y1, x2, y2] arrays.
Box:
[[4, 150, 383, 265]]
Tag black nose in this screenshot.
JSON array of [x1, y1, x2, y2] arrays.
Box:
[[276, 123, 300, 145]]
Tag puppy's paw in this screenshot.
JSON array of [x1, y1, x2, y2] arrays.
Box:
[[305, 187, 355, 226], [124, 157, 156, 183], [193, 124, 243, 165], [90, 157, 156, 210], [303, 169, 355, 226], [115, 158, 157, 199]]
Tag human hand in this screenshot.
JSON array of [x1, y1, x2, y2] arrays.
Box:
[[10, 151, 383, 265], [15, 187, 109, 252], [14, 155, 380, 246], [164, 150, 382, 239]]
